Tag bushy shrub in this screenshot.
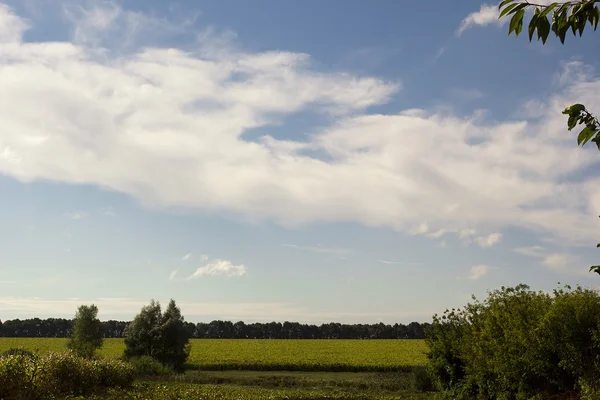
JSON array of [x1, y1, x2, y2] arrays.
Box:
[[427, 284, 600, 399], [1, 347, 36, 359], [128, 355, 174, 376], [0, 350, 134, 399], [0, 353, 36, 400]]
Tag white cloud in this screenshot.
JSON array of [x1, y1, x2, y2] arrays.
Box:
[[457, 4, 502, 36], [458, 1, 557, 35], [466, 264, 494, 280], [514, 246, 586, 275], [0, 6, 599, 248], [514, 245, 546, 258], [168, 270, 178, 280], [187, 259, 247, 279], [181, 253, 192, 261], [475, 232, 503, 248], [65, 211, 87, 220], [0, 3, 29, 43]]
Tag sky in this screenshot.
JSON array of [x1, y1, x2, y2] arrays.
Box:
[[1, 0, 600, 324]]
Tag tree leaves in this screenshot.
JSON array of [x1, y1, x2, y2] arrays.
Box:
[[499, 1, 600, 43]]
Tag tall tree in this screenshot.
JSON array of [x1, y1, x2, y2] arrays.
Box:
[[124, 299, 190, 370], [499, 0, 600, 273], [67, 304, 103, 358]]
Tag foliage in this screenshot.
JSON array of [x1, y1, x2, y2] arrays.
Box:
[[67, 304, 103, 359], [127, 355, 174, 376], [0, 350, 134, 399], [426, 284, 600, 399], [124, 299, 191, 370], [1, 347, 36, 359], [65, 380, 435, 400]]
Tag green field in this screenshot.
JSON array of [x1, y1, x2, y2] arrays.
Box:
[[0, 338, 434, 399], [0, 338, 428, 371]]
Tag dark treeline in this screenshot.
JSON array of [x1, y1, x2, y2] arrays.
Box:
[[0, 318, 430, 339]]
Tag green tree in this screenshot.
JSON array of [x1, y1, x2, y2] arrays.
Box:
[[499, 0, 600, 273], [124, 299, 190, 370], [67, 304, 103, 359]]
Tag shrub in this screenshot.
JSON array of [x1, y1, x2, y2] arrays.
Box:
[[1, 347, 36, 359], [412, 366, 436, 392], [427, 284, 600, 399], [128, 355, 174, 376], [0, 350, 134, 399], [0, 353, 36, 400]]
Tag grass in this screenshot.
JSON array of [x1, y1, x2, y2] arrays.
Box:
[[74, 381, 436, 399], [0, 338, 429, 371], [0, 338, 435, 399]]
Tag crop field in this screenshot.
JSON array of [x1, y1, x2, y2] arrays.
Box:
[[0, 338, 428, 371]]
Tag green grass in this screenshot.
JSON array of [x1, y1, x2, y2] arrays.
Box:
[[0, 338, 429, 371], [74, 381, 436, 399], [0, 338, 435, 399]]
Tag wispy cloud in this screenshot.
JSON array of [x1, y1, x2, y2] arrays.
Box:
[[182, 253, 192, 261], [280, 244, 353, 257], [457, 1, 556, 35], [514, 246, 585, 275], [187, 260, 247, 279], [434, 46, 447, 60], [466, 264, 494, 280], [376, 259, 421, 266], [169, 270, 178, 280], [457, 4, 503, 36], [476, 233, 503, 248], [514, 245, 546, 258], [101, 207, 117, 217], [65, 212, 87, 220]]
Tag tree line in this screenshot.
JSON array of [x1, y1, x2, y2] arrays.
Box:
[[0, 317, 429, 339]]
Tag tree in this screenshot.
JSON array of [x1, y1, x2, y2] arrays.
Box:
[[67, 304, 103, 359], [499, 0, 600, 273], [124, 299, 190, 370]]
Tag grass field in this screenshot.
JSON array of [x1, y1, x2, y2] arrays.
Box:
[[0, 338, 429, 371], [0, 338, 434, 399]]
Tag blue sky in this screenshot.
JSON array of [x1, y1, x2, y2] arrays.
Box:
[[1, 0, 600, 323]]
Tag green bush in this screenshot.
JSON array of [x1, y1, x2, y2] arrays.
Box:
[[1, 347, 36, 359], [426, 284, 600, 399], [128, 355, 174, 376], [0, 353, 36, 400], [0, 350, 134, 399]]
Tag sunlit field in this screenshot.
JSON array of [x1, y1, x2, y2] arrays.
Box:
[[0, 338, 428, 371]]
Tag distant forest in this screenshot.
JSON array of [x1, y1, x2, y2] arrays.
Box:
[[0, 318, 430, 339]]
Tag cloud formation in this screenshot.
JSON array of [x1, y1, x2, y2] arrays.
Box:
[[457, 1, 557, 35], [476, 233, 503, 248], [187, 260, 247, 279], [457, 4, 503, 35], [1, 3, 600, 249], [466, 264, 493, 280], [514, 245, 584, 275]]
